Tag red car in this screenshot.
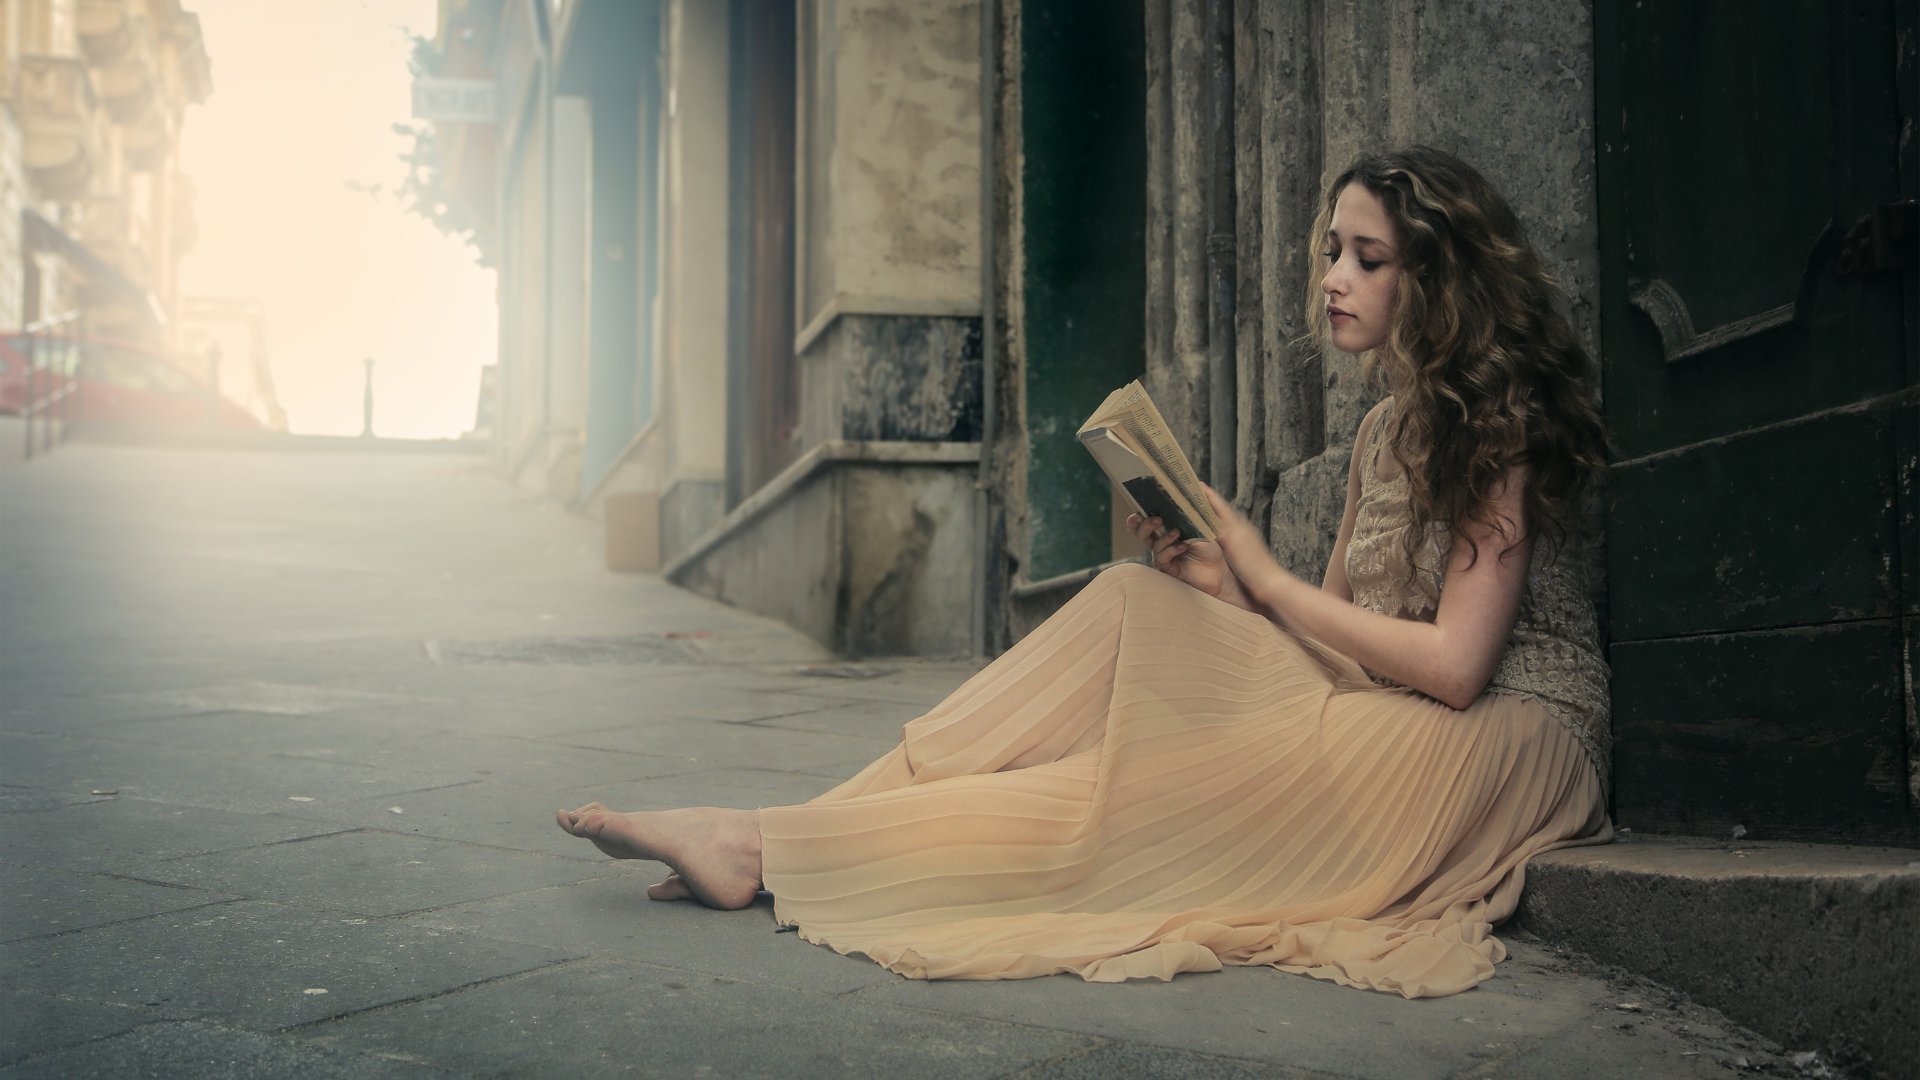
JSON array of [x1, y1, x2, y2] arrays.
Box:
[[0, 333, 266, 430]]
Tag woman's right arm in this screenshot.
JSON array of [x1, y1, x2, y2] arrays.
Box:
[[1319, 399, 1388, 602]]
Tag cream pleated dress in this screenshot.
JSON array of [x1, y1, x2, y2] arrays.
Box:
[[761, 400, 1613, 997]]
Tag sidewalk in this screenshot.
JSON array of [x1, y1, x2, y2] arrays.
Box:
[[1, 439, 1801, 1077]]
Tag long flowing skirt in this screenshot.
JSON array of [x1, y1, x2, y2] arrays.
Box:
[[759, 563, 1608, 997]]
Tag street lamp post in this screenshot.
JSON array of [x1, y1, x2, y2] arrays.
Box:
[[361, 357, 376, 438]]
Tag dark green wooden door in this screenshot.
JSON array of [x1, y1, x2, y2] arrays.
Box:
[[1596, 0, 1918, 844]]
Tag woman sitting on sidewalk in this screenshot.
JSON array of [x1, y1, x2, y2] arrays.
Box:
[[556, 145, 1613, 998]]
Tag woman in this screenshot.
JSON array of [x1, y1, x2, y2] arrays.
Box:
[[556, 146, 1612, 998]]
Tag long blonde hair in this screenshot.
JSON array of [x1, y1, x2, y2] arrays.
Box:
[[1304, 146, 1608, 569]]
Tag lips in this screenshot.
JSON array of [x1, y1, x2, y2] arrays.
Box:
[[1327, 306, 1354, 323]]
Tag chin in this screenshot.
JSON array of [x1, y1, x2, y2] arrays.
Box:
[[1330, 330, 1381, 355]]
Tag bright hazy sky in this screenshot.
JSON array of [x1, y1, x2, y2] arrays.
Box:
[[179, 0, 497, 439]]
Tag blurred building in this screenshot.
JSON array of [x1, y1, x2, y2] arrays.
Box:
[[428, 0, 1916, 852], [0, 0, 209, 345], [429, 0, 982, 657]]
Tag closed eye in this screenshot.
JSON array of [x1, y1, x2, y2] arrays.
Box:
[[1324, 249, 1385, 273]]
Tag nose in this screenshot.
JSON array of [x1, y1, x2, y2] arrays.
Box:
[[1322, 255, 1347, 297]]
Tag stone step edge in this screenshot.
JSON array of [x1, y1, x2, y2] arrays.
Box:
[[1515, 835, 1920, 1079]]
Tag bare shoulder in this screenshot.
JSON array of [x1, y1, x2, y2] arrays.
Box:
[[1347, 398, 1394, 481], [1355, 397, 1393, 447]]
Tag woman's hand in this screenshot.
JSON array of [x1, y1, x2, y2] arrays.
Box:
[[1197, 483, 1278, 579], [1125, 510, 1240, 603]]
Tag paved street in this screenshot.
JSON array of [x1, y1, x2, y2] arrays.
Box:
[[0, 435, 1795, 1077]]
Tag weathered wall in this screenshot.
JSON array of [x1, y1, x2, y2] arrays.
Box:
[[668, 450, 980, 657], [675, 465, 844, 647], [799, 315, 983, 445], [838, 463, 979, 655], [797, 0, 982, 340]]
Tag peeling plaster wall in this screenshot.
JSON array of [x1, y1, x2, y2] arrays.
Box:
[[799, 0, 982, 331], [829, 0, 982, 314], [672, 459, 978, 657], [800, 314, 983, 447]]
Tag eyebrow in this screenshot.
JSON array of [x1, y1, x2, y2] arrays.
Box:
[[1326, 230, 1393, 251]]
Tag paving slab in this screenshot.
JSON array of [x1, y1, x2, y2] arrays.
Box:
[[0, 795, 359, 868], [0, 990, 155, 1069], [0, 785, 115, 814], [265, 778, 608, 862], [297, 767, 832, 863], [85, 711, 690, 790], [1008, 1042, 1329, 1078], [1, 689, 236, 732], [0, 1021, 450, 1079], [0, 899, 572, 1031], [847, 941, 1753, 1079], [315, 675, 841, 739], [720, 662, 989, 709], [550, 717, 896, 774], [0, 730, 475, 813], [132, 829, 624, 918], [398, 876, 899, 995], [557, 766, 846, 812], [296, 957, 1095, 1079], [112, 681, 433, 719], [0, 862, 238, 944], [733, 695, 923, 739]]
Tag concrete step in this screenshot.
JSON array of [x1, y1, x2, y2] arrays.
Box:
[[1517, 834, 1920, 1079]]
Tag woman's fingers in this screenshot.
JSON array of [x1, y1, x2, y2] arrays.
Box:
[[1127, 513, 1167, 549], [1128, 514, 1201, 585], [1153, 532, 1186, 570], [1126, 512, 1191, 575]]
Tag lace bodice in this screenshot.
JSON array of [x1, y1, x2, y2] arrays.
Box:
[[1344, 398, 1613, 793]]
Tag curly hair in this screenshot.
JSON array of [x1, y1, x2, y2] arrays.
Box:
[[1303, 146, 1609, 573]]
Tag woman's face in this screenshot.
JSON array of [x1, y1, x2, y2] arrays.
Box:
[[1321, 183, 1403, 354]]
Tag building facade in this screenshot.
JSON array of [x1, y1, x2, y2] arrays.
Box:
[[430, 0, 1917, 848], [1, 0, 209, 349], [432, 0, 984, 656]]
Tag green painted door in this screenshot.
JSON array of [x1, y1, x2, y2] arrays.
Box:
[[1596, 0, 1917, 843], [1020, 0, 1147, 582]]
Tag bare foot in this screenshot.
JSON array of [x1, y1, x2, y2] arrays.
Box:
[[555, 802, 762, 910]]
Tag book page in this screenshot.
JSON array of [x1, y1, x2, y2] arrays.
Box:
[[1078, 381, 1218, 540], [1098, 383, 1217, 533]]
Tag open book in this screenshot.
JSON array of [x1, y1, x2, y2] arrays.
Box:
[[1077, 380, 1219, 544]]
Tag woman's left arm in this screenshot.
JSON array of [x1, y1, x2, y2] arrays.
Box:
[[1200, 472, 1531, 710]]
